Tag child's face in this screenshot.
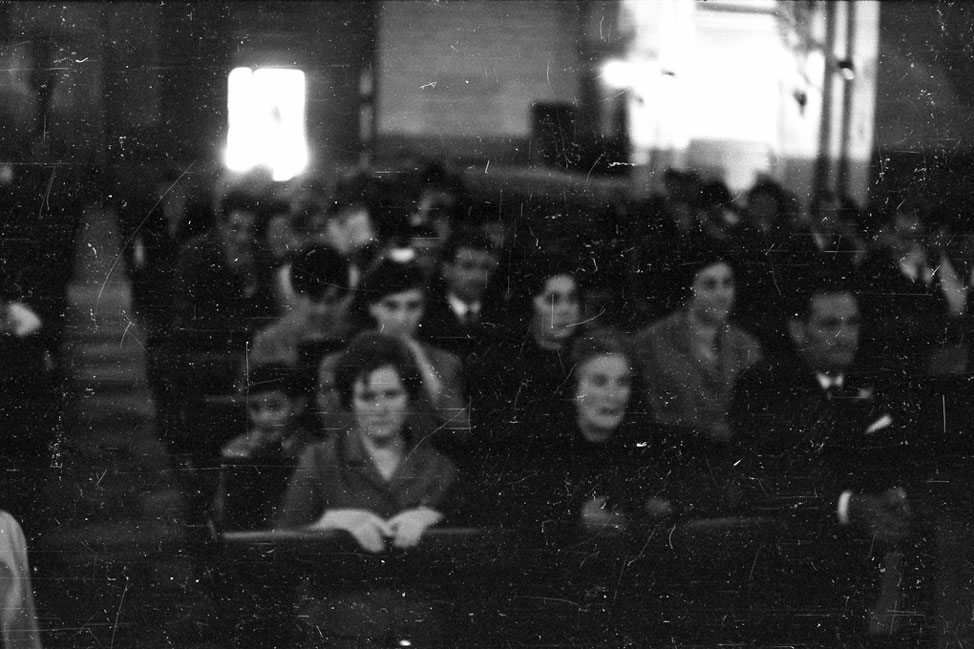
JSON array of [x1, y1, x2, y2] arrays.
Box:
[[247, 390, 305, 437]]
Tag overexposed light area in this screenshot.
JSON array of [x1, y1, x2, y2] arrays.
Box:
[[687, 13, 783, 144], [600, 59, 633, 90], [225, 67, 308, 182]]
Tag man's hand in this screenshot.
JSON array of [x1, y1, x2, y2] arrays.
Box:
[[311, 509, 393, 553], [581, 496, 628, 531], [847, 488, 912, 543], [387, 508, 443, 549]]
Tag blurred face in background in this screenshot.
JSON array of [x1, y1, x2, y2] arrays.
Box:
[[443, 247, 498, 305], [298, 286, 348, 332], [687, 262, 735, 326], [326, 205, 375, 256], [532, 274, 581, 350], [368, 288, 425, 338], [575, 352, 632, 442]]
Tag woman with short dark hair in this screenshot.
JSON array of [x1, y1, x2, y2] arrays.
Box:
[[316, 257, 469, 437], [469, 250, 585, 430], [278, 331, 455, 544], [634, 241, 762, 443], [277, 332, 456, 647]]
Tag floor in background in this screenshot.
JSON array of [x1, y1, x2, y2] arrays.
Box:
[[30, 207, 221, 649]]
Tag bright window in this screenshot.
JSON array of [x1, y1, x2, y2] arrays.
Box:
[[225, 67, 308, 182]]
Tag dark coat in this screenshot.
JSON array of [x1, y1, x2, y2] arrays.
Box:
[[419, 292, 508, 364], [856, 249, 952, 375], [730, 358, 915, 530]]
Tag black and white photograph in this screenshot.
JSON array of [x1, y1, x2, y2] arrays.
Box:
[[0, 1, 970, 647]]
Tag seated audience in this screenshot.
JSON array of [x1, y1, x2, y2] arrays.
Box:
[[419, 229, 502, 362], [517, 329, 679, 533], [277, 335, 456, 648], [280, 331, 455, 545], [730, 177, 802, 357], [858, 206, 956, 377], [470, 251, 584, 429], [171, 188, 279, 396], [214, 364, 318, 531], [634, 241, 762, 443], [317, 257, 470, 438], [730, 275, 920, 645], [249, 245, 352, 392]]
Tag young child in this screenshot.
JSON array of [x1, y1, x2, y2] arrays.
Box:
[[214, 364, 318, 531]]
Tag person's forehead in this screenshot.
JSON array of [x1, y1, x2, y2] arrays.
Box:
[[808, 291, 858, 319], [454, 246, 496, 263], [378, 288, 424, 304], [248, 389, 288, 403], [355, 366, 403, 390], [695, 261, 732, 279], [580, 353, 630, 375], [541, 274, 576, 293]]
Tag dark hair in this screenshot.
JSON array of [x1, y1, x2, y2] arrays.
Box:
[[290, 245, 351, 300], [697, 179, 732, 211], [513, 249, 581, 302], [570, 328, 635, 377], [329, 170, 375, 216], [746, 177, 787, 209], [243, 363, 306, 398], [333, 332, 424, 411], [218, 188, 262, 221], [789, 270, 858, 322], [349, 257, 427, 330], [674, 239, 734, 300], [440, 228, 495, 264], [504, 249, 583, 334]]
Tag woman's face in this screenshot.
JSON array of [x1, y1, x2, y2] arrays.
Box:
[[575, 353, 632, 440], [688, 261, 734, 325], [353, 365, 410, 444], [368, 288, 425, 338], [532, 274, 581, 348]]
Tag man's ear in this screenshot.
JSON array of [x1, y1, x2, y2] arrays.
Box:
[[787, 319, 805, 347]]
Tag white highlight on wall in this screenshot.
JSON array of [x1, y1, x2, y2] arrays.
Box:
[[225, 67, 308, 182]]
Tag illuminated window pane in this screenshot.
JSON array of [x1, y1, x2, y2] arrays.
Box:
[[225, 67, 308, 182]]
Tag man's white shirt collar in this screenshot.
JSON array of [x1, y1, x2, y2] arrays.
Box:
[[447, 293, 480, 319], [816, 373, 844, 391]]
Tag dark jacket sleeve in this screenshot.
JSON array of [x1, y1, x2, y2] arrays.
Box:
[[729, 364, 843, 526], [275, 445, 325, 529]]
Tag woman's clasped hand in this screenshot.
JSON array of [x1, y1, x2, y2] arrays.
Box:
[[311, 507, 444, 552]]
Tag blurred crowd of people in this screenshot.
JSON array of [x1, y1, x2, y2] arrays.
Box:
[[94, 158, 974, 646]]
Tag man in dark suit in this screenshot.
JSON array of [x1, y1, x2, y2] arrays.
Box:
[[730, 278, 923, 647], [419, 229, 502, 361]]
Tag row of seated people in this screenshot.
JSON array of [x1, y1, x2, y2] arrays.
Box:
[[210, 268, 934, 647], [159, 166, 973, 450], [634, 170, 972, 374]]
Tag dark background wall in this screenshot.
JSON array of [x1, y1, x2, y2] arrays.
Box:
[[0, 2, 377, 205], [0, 1, 972, 216], [874, 0, 974, 214]]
